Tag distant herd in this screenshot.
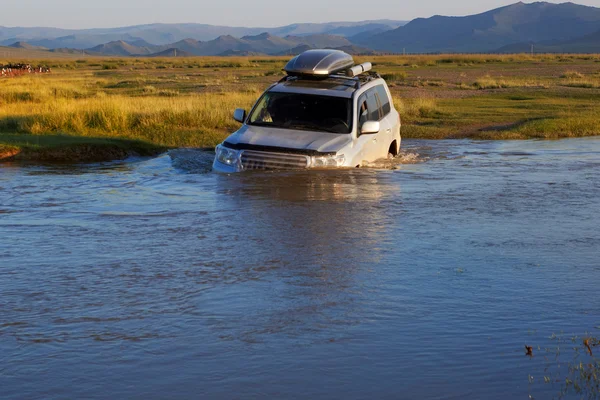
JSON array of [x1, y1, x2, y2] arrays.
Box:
[[1, 64, 51, 78]]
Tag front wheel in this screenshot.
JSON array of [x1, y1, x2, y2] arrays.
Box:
[[387, 140, 399, 158]]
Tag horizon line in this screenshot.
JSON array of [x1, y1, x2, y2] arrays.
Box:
[[0, 18, 407, 31]]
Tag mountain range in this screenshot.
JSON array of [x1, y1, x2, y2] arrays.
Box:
[[497, 28, 600, 53], [356, 2, 600, 53], [0, 20, 404, 49], [4, 32, 375, 57], [2, 3, 600, 56]]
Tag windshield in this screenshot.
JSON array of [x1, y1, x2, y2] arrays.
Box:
[[248, 91, 352, 134]]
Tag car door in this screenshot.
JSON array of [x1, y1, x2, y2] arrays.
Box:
[[374, 84, 397, 157], [355, 89, 382, 164]]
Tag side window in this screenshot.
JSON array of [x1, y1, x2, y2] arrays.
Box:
[[365, 90, 380, 121], [375, 85, 392, 116], [250, 93, 271, 123], [358, 89, 382, 135], [358, 94, 369, 129]]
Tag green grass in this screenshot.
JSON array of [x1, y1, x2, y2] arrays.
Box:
[[395, 90, 600, 139], [0, 133, 165, 162], [472, 75, 547, 89], [561, 70, 585, 79], [381, 72, 408, 82]]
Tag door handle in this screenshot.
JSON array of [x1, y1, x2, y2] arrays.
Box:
[[386, 129, 392, 133], [372, 138, 377, 142]]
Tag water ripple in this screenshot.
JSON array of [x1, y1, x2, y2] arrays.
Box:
[[1, 138, 599, 399]]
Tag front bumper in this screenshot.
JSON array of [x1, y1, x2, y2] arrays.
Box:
[[212, 144, 345, 173]]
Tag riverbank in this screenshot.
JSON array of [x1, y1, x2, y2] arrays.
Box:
[[0, 133, 166, 162], [1, 54, 599, 162]]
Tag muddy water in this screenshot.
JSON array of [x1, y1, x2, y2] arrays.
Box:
[[1, 139, 599, 399]]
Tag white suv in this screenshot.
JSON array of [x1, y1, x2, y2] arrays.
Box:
[[213, 49, 401, 172]]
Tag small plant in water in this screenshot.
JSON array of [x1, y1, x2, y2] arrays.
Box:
[[528, 334, 600, 399], [526, 345, 534, 357]]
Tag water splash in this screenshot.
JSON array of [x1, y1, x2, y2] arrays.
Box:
[[168, 149, 214, 173], [169, 147, 428, 173], [362, 149, 428, 170]]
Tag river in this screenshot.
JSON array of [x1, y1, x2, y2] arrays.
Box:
[[1, 138, 599, 399]]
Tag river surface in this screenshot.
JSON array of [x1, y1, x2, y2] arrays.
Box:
[[1, 138, 599, 399]]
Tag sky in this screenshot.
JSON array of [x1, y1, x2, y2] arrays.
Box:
[[1, 0, 600, 29]]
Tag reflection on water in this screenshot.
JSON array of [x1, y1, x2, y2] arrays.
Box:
[[1, 138, 600, 399]]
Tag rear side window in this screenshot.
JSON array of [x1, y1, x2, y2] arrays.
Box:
[[375, 85, 392, 116], [358, 91, 381, 128], [365, 91, 380, 121]]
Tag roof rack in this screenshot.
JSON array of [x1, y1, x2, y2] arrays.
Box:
[[279, 70, 380, 89]]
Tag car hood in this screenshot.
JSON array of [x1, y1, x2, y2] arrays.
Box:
[[225, 125, 352, 153]]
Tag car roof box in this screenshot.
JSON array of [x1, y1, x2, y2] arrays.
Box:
[[284, 49, 355, 78]]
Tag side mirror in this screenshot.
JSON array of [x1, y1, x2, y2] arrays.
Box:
[[360, 121, 380, 135], [233, 108, 247, 123]]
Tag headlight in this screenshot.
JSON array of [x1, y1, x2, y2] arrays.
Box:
[[216, 145, 240, 166], [310, 154, 345, 168]]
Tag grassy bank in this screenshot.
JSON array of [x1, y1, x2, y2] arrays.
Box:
[[0, 133, 166, 162], [395, 91, 600, 140], [0, 81, 257, 147], [1, 54, 600, 161]]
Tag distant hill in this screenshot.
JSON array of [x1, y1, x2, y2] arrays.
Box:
[[331, 45, 379, 55], [286, 34, 351, 49], [49, 48, 89, 55], [22, 33, 153, 50], [168, 39, 205, 54], [275, 44, 377, 56], [0, 45, 81, 58], [265, 20, 404, 38], [241, 33, 297, 54], [274, 44, 314, 56], [217, 49, 267, 57], [357, 2, 600, 53], [180, 33, 352, 56], [348, 28, 390, 43], [9, 41, 48, 51], [0, 20, 405, 49], [497, 29, 600, 53], [88, 40, 165, 56], [191, 35, 254, 56], [148, 48, 194, 57], [80, 33, 357, 57]]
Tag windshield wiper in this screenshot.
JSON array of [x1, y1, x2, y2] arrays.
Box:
[[287, 123, 341, 134], [250, 121, 344, 134], [249, 121, 274, 128]]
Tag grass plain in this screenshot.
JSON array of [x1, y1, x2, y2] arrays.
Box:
[[1, 53, 600, 161]]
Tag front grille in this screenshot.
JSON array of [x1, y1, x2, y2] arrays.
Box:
[[241, 150, 309, 170]]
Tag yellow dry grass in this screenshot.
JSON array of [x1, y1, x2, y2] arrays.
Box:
[[0, 75, 257, 148], [1, 53, 600, 160]]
